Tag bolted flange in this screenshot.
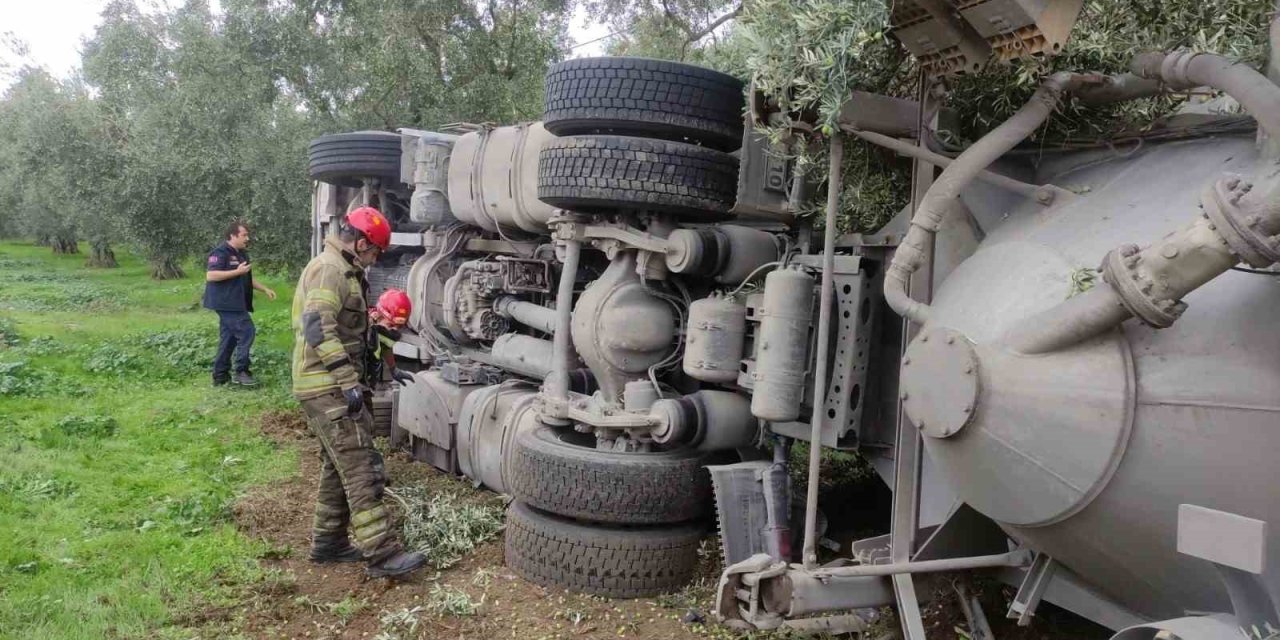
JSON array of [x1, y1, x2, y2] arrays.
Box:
[[1201, 176, 1280, 268], [900, 327, 979, 439]]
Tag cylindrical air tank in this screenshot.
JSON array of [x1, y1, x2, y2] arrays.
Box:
[[751, 266, 814, 422], [683, 293, 747, 384]]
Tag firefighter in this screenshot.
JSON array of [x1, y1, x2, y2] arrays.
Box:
[[367, 288, 417, 387], [290, 207, 426, 578]]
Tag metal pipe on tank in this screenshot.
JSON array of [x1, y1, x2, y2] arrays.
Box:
[[1131, 51, 1280, 142], [1005, 176, 1280, 353], [884, 72, 1091, 326], [840, 126, 1072, 204], [801, 135, 843, 569]]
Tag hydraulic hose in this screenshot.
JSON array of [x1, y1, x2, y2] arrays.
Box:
[[884, 72, 1091, 326]]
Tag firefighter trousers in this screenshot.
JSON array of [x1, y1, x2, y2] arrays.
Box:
[[300, 390, 402, 562]]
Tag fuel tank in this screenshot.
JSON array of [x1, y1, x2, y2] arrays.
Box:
[[916, 134, 1280, 620]]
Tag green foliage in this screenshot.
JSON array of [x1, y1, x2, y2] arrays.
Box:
[[721, 0, 1275, 231], [393, 487, 506, 569], [0, 360, 60, 397], [945, 0, 1274, 142], [0, 242, 296, 638], [0, 0, 576, 274], [85, 344, 142, 376], [138, 329, 219, 374], [0, 315, 18, 346], [52, 414, 120, 439], [0, 473, 78, 501]]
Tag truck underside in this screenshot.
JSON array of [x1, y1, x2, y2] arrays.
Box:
[[307, 7, 1280, 638]]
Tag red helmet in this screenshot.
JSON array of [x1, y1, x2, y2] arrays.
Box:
[[345, 206, 391, 250], [376, 288, 412, 325]]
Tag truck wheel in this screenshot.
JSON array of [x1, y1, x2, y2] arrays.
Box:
[[509, 423, 712, 525], [538, 135, 738, 219], [308, 131, 403, 187], [505, 501, 705, 598], [543, 57, 745, 150]]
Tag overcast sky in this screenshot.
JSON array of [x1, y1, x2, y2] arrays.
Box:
[[0, 0, 610, 89]]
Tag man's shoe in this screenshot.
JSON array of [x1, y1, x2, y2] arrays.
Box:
[[366, 551, 427, 579], [233, 372, 259, 387], [212, 376, 231, 387], [309, 540, 365, 564]]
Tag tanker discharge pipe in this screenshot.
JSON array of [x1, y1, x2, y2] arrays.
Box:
[[1005, 53, 1280, 353], [884, 72, 1092, 326]]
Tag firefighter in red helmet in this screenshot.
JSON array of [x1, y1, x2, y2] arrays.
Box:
[[289, 206, 425, 578]]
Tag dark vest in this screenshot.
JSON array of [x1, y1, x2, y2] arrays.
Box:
[[202, 242, 253, 312]]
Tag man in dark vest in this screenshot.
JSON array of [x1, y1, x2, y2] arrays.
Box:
[[203, 220, 277, 387]]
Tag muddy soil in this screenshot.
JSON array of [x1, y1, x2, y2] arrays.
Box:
[[192, 410, 1110, 640]]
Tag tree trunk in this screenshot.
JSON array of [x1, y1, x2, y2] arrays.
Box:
[[51, 234, 79, 254], [150, 256, 186, 280], [85, 240, 118, 268]]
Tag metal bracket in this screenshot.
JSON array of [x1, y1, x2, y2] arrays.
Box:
[[1177, 504, 1278, 633], [1007, 552, 1057, 626], [553, 220, 670, 256]]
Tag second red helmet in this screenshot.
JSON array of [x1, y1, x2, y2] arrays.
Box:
[[376, 288, 412, 324]]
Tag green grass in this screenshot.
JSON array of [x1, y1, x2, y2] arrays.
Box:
[[0, 241, 300, 639]]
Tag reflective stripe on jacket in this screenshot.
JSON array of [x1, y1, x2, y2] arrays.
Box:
[[291, 237, 369, 399]]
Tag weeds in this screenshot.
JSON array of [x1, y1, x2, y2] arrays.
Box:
[[0, 316, 18, 347], [52, 414, 119, 439], [0, 473, 78, 501], [391, 488, 505, 569], [426, 583, 481, 617], [139, 330, 218, 374], [0, 360, 66, 397], [294, 595, 367, 624], [85, 344, 142, 376]]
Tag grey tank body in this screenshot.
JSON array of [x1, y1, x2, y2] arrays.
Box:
[[928, 134, 1280, 620]]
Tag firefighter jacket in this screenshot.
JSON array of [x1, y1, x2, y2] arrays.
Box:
[[291, 237, 369, 399]]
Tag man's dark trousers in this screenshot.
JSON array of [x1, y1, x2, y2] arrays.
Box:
[[213, 310, 256, 383]]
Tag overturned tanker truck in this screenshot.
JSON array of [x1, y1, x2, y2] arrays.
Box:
[[307, 4, 1280, 639]]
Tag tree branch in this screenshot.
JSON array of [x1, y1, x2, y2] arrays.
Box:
[[686, 3, 742, 43]]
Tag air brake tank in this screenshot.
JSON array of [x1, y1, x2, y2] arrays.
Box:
[[751, 266, 813, 422], [684, 293, 747, 384]]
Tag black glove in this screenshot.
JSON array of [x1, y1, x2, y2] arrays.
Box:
[[343, 386, 364, 415], [391, 369, 415, 387]]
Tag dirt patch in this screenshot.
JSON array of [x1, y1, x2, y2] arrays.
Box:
[[193, 409, 1109, 640], [202, 413, 727, 640], [257, 409, 309, 445]]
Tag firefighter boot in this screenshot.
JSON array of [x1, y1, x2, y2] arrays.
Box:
[[366, 550, 427, 579], [309, 535, 365, 564]]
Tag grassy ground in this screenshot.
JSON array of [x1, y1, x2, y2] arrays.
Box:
[[0, 241, 299, 639], [0, 240, 1109, 640]]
